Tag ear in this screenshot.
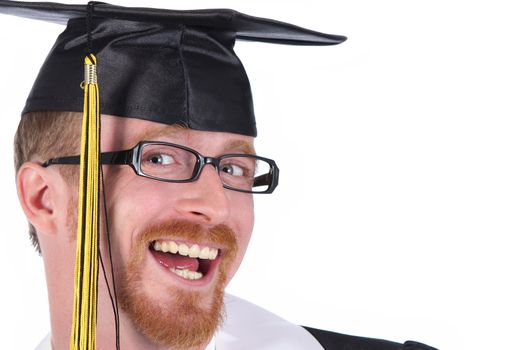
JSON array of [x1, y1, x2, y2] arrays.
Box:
[[16, 162, 64, 236]]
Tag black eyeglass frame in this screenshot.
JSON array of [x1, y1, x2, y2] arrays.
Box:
[[42, 140, 279, 194]]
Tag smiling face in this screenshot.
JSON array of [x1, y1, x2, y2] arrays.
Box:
[[98, 115, 255, 348]]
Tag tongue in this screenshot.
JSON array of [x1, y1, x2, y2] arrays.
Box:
[[151, 250, 200, 272]]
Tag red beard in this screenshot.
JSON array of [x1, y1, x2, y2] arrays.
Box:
[[118, 221, 238, 348]]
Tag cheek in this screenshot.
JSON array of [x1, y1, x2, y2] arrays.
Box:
[[227, 195, 255, 280], [103, 176, 166, 266], [106, 171, 165, 225]]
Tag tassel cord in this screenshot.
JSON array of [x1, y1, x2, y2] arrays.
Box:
[[100, 165, 121, 350]]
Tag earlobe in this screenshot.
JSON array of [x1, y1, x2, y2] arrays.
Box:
[[17, 162, 59, 236]]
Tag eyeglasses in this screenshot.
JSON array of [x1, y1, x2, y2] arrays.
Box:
[[43, 141, 279, 194]]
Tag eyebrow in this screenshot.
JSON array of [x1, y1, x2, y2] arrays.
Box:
[[124, 123, 185, 149], [132, 124, 256, 155], [138, 124, 186, 143], [224, 139, 256, 155]]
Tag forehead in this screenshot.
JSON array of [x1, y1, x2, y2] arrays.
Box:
[[100, 115, 255, 154]]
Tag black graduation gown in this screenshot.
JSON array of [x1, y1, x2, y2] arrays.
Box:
[[303, 327, 438, 350]]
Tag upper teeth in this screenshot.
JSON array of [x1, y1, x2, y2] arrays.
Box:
[[153, 240, 219, 260]]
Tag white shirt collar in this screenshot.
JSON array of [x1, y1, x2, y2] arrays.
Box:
[[205, 336, 216, 350], [217, 294, 323, 350]]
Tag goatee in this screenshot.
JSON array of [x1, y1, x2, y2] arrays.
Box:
[[118, 221, 237, 348]]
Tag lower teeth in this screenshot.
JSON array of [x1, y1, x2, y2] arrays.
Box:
[[170, 268, 203, 280]]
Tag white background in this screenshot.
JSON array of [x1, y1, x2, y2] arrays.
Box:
[[1, 1, 524, 349]]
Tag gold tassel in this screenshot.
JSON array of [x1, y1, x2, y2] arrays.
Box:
[[70, 53, 100, 350]]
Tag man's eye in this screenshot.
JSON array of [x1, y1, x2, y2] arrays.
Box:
[[220, 164, 245, 177], [145, 153, 175, 165]]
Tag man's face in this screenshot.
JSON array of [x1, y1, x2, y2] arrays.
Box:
[[96, 115, 255, 347]]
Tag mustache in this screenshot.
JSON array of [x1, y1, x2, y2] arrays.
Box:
[[136, 220, 238, 256]]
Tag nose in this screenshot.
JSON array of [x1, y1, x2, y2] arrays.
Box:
[[173, 164, 230, 225]]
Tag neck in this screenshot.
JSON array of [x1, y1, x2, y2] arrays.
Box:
[[49, 284, 212, 350]]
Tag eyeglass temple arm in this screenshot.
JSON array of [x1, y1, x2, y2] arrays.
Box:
[[42, 150, 132, 167], [253, 173, 270, 188], [253, 164, 279, 189]]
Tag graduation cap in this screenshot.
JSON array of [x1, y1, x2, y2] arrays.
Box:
[[1, 0, 346, 136], [0, 1, 345, 349]]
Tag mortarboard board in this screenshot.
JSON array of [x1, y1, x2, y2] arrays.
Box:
[[0, 1, 345, 349], [0, 0, 346, 136]]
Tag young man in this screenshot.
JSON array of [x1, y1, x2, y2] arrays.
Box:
[[3, 1, 436, 349]]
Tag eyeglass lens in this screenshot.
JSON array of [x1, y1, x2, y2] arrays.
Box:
[[139, 143, 271, 192]]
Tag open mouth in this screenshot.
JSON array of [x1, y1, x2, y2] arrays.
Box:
[[149, 239, 220, 281]]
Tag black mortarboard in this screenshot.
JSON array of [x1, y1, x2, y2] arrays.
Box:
[[0, 0, 346, 136]]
